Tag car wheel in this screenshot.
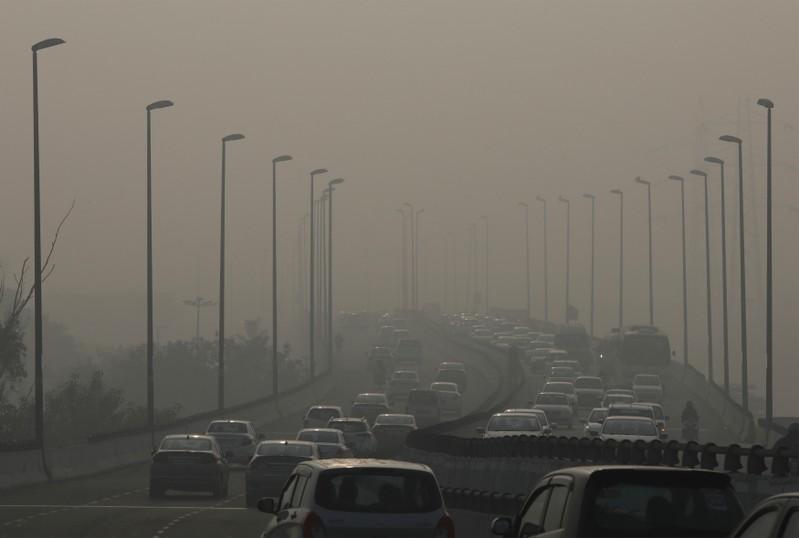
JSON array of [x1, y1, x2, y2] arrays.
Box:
[[148, 483, 163, 499]]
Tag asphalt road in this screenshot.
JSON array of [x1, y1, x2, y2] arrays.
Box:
[[0, 319, 501, 538]]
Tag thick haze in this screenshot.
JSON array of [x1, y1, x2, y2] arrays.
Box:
[[2, 1, 798, 412]]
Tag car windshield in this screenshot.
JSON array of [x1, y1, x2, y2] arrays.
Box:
[[609, 407, 654, 419], [603, 419, 657, 436], [356, 394, 385, 404], [330, 421, 368, 433], [257, 443, 314, 458], [635, 375, 661, 386], [375, 415, 415, 426], [160, 438, 212, 451], [297, 430, 340, 444], [206, 422, 247, 434], [576, 378, 603, 389], [545, 382, 575, 394], [431, 383, 458, 392], [307, 408, 340, 421], [487, 415, 541, 432], [589, 410, 609, 423], [536, 393, 568, 405], [315, 469, 442, 513], [393, 372, 417, 380], [586, 474, 742, 537]]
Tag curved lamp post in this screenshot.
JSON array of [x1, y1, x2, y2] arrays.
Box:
[[271, 154, 293, 397], [690, 169, 713, 385], [634, 177, 654, 325], [308, 168, 327, 379], [705, 156, 729, 395], [536, 196, 549, 321], [610, 189, 624, 331]]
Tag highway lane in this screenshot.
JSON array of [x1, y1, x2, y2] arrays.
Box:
[[0, 318, 502, 538]]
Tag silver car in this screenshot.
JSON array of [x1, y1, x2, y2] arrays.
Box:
[[205, 420, 260, 464], [257, 459, 454, 538]]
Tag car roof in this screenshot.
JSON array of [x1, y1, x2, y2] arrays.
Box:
[[493, 412, 539, 418], [356, 392, 385, 397], [258, 440, 316, 447], [577, 376, 602, 381], [604, 415, 655, 422], [299, 459, 433, 472], [208, 419, 251, 425], [505, 408, 545, 413], [299, 428, 341, 433], [376, 413, 415, 419], [609, 403, 652, 409], [309, 405, 342, 410], [329, 417, 367, 423], [162, 433, 214, 441], [543, 465, 730, 481]]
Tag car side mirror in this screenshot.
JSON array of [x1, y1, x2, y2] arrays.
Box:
[[257, 497, 276, 514], [520, 521, 542, 536], [490, 516, 513, 536], [476, 427, 486, 435]]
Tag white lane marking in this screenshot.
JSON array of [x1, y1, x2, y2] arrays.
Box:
[[0, 504, 245, 511], [152, 493, 245, 538]]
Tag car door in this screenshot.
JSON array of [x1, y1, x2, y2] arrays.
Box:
[[514, 480, 551, 538], [734, 503, 783, 538], [272, 475, 299, 527], [539, 475, 572, 536]]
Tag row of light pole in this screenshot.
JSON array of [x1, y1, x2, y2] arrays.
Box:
[[396, 204, 423, 312]]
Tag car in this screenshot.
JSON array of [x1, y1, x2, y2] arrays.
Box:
[[391, 329, 411, 348], [574, 376, 604, 408], [257, 459, 454, 538], [353, 392, 390, 407], [541, 381, 578, 407], [149, 434, 229, 499], [605, 387, 636, 398], [371, 413, 418, 456], [730, 492, 799, 538], [406, 389, 442, 427], [547, 366, 576, 381], [490, 466, 744, 538], [435, 367, 468, 393], [601, 392, 635, 408], [478, 412, 546, 439], [538, 333, 555, 344], [640, 402, 669, 437], [377, 326, 395, 347], [326, 418, 376, 456], [350, 401, 391, 426], [204, 419, 260, 464], [295, 428, 353, 459], [598, 416, 660, 442], [438, 361, 466, 372], [504, 408, 552, 433], [393, 338, 423, 364], [245, 440, 318, 507], [551, 359, 582, 375], [607, 402, 656, 419], [303, 405, 344, 429], [633, 373, 664, 403], [527, 347, 554, 374], [583, 407, 608, 437], [388, 371, 420, 405], [430, 381, 463, 418], [391, 369, 420, 382], [533, 392, 574, 428]]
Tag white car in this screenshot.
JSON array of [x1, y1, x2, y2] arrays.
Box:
[[478, 412, 545, 439], [574, 376, 604, 408], [295, 428, 352, 459], [598, 416, 660, 442], [601, 392, 635, 408], [256, 460, 454, 538], [541, 381, 578, 407], [205, 420, 260, 464], [632, 373, 664, 403], [430, 382, 462, 417], [583, 407, 608, 437], [303, 405, 343, 429], [639, 402, 669, 437], [533, 392, 575, 428], [503, 408, 552, 434]]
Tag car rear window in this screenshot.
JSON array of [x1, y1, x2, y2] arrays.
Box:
[[487, 415, 541, 432], [584, 474, 742, 537], [603, 419, 657, 436], [297, 430, 339, 444], [257, 443, 314, 457], [307, 407, 341, 421], [588, 409, 609, 422], [356, 394, 385, 404], [608, 407, 654, 419], [576, 378, 603, 389], [315, 469, 441, 513], [160, 438, 212, 451], [536, 393, 569, 405], [545, 382, 575, 394], [207, 422, 248, 433], [375, 415, 415, 426], [407, 391, 439, 405], [634, 375, 661, 386], [436, 370, 465, 384], [330, 421, 368, 433]]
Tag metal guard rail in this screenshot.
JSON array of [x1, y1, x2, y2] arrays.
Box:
[[408, 432, 798, 477]]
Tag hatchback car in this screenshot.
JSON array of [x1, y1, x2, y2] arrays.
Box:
[[205, 419, 260, 464], [245, 440, 318, 507], [574, 376, 604, 408], [598, 416, 660, 442], [149, 434, 229, 499], [257, 459, 455, 538], [478, 412, 545, 439], [303, 405, 344, 429], [296, 428, 353, 459], [533, 392, 574, 428], [430, 381, 462, 418], [633, 373, 664, 403], [371, 414, 418, 457], [435, 367, 468, 393], [583, 407, 608, 436], [541, 381, 578, 407], [327, 418, 376, 456], [406, 389, 442, 427]]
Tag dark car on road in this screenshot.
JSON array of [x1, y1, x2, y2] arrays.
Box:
[[491, 466, 743, 538], [149, 434, 230, 499], [730, 492, 799, 538], [245, 440, 318, 507]]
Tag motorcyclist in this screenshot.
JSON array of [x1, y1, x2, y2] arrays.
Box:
[[681, 401, 699, 424]]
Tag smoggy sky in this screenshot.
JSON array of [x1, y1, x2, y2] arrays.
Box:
[[2, 1, 798, 411]]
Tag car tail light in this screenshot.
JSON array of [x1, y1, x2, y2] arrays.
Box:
[[435, 515, 455, 538], [303, 511, 325, 538]]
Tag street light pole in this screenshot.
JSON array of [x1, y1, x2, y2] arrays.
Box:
[[396, 209, 407, 310], [536, 196, 549, 322], [690, 169, 714, 384], [327, 178, 344, 370], [610, 189, 624, 330], [720, 135, 749, 411], [218, 133, 244, 410], [757, 97, 775, 427], [669, 176, 688, 367], [634, 177, 654, 325], [518, 203, 531, 321], [415, 209, 424, 311], [145, 99, 173, 447], [31, 37, 65, 454], [403, 203, 415, 312], [705, 156, 730, 395], [558, 197, 570, 323], [184, 297, 215, 349], [582, 194, 595, 337], [308, 169, 327, 380], [481, 215, 488, 314], [271, 155, 293, 396]]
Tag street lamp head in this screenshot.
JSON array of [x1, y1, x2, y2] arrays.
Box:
[[634, 176, 650, 185], [32, 38, 65, 51], [223, 133, 245, 142], [668, 175, 684, 182], [719, 134, 742, 144], [417, 208, 424, 215], [480, 215, 487, 220], [518, 202, 528, 207], [273, 154, 293, 164], [757, 98, 775, 109], [558, 195, 569, 203], [536, 195, 546, 203], [689, 169, 707, 178], [704, 156, 724, 165], [147, 100, 174, 111], [583, 193, 595, 199], [610, 189, 622, 195], [403, 202, 413, 210], [310, 168, 328, 176], [329, 177, 344, 186]]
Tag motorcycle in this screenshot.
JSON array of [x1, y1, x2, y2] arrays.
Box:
[[682, 420, 699, 442]]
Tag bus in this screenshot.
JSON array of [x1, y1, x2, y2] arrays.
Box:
[[598, 325, 671, 385]]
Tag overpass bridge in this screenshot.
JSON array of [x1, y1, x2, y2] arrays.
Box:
[[0, 313, 793, 537]]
